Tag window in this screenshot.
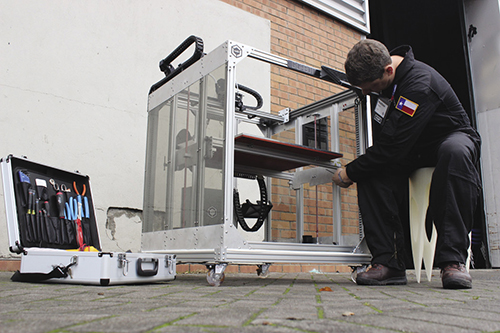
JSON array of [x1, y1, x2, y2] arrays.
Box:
[[302, 117, 329, 150], [299, 0, 370, 33]]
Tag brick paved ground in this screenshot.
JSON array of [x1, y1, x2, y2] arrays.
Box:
[[1, 269, 500, 332]]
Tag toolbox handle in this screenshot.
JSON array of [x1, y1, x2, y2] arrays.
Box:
[[149, 35, 204, 93], [136, 257, 159, 277]]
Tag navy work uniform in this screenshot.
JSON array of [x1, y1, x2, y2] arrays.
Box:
[[345, 46, 481, 271]]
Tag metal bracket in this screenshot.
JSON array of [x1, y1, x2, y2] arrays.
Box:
[[351, 237, 369, 254], [214, 263, 227, 274], [278, 108, 290, 123]]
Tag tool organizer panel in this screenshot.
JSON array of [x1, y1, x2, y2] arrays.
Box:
[[1, 155, 100, 252], [2, 155, 177, 285]]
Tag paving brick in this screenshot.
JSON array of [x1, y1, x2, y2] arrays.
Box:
[[2, 270, 499, 332]]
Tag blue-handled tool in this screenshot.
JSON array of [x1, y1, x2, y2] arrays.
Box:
[[65, 196, 84, 248], [18, 170, 32, 208], [65, 200, 77, 221], [83, 196, 90, 218], [18, 171, 30, 183]]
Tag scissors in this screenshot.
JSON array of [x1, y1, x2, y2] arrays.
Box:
[[49, 179, 70, 192]]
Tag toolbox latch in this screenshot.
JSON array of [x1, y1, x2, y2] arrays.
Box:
[[165, 255, 176, 275], [117, 253, 129, 276]]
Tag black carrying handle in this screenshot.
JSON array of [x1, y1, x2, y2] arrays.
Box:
[[136, 258, 159, 277], [150, 35, 204, 93]]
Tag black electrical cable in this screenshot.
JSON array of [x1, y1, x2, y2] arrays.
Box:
[[233, 176, 272, 232], [236, 84, 263, 111]]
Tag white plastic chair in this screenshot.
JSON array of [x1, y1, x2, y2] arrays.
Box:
[[409, 167, 472, 283]]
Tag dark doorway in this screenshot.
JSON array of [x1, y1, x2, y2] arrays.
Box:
[[368, 0, 490, 268], [368, 0, 475, 125]]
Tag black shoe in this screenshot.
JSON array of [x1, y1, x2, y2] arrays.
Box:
[[441, 263, 472, 289], [356, 264, 407, 286]]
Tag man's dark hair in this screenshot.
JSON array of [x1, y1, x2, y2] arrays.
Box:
[[344, 39, 392, 86]]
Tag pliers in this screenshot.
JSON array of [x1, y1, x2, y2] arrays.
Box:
[[73, 181, 86, 196], [72, 181, 89, 218]]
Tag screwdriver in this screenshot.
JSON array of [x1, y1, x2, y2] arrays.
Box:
[[56, 192, 65, 219], [27, 189, 34, 215]]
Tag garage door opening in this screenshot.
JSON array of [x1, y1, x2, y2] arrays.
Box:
[[368, 0, 490, 268]]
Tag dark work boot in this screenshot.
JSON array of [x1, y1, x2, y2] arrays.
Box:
[[356, 264, 407, 286], [441, 263, 472, 289]]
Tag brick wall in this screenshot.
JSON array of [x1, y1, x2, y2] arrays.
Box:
[[220, 0, 362, 110], [219, 0, 362, 273]]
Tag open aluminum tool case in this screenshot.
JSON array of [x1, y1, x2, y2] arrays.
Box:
[[1, 155, 176, 285], [142, 36, 371, 285]]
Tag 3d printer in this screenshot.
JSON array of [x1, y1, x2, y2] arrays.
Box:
[[141, 36, 371, 285]]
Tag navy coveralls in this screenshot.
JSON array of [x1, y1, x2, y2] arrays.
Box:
[[345, 46, 481, 270]]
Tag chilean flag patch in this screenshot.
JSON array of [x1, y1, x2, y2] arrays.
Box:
[[396, 96, 418, 116]]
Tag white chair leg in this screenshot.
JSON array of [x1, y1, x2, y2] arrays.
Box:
[[409, 168, 436, 283], [422, 223, 437, 282], [409, 195, 424, 283], [466, 232, 472, 272]]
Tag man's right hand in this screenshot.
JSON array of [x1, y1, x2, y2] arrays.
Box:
[[332, 168, 353, 188]]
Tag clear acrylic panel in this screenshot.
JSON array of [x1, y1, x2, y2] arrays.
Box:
[[143, 64, 227, 232]]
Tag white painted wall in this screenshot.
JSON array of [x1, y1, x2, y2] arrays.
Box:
[[0, 0, 270, 257]]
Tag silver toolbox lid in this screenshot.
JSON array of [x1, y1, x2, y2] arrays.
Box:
[[1, 155, 101, 253]]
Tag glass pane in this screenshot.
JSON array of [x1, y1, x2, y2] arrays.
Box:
[[143, 64, 227, 232], [142, 99, 172, 232]]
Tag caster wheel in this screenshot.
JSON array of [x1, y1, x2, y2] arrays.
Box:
[[257, 264, 270, 278], [207, 269, 225, 287], [350, 265, 368, 283], [258, 270, 269, 279]]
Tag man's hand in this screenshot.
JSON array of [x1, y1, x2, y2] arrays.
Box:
[[332, 168, 353, 188]]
